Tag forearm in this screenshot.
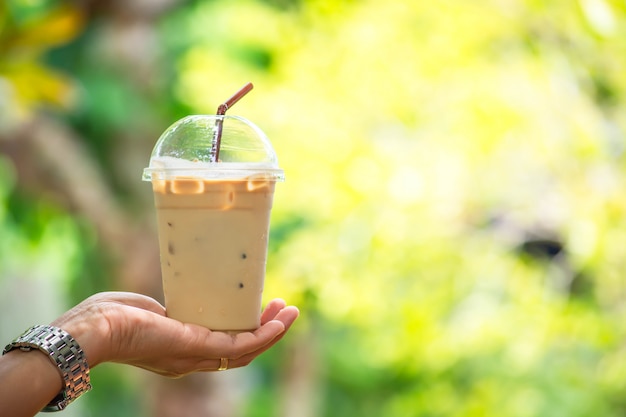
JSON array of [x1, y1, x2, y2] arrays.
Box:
[[0, 349, 63, 417]]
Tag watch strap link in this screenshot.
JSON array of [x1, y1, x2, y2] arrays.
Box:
[[2, 324, 92, 412]]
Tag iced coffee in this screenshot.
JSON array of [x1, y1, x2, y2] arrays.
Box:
[[143, 112, 284, 331]]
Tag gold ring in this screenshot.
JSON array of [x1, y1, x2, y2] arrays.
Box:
[[218, 358, 229, 371]]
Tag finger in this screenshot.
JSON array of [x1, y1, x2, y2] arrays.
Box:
[[136, 355, 243, 377], [218, 308, 300, 369], [125, 306, 300, 376], [118, 303, 298, 368], [260, 298, 287, 325], [247, 306, 300, 356], [128, 325, 280, 376], [273, 306, 300, 328], [202, 319, 285, 359], [225, 306, 300, 359]]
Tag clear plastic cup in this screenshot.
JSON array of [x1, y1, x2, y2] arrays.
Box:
[[143, 115, 284, 331]]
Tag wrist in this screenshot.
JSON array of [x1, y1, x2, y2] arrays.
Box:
[[0, 349, 64, 417], [3, 325, 92, 411], [50, 301, 113, 367]]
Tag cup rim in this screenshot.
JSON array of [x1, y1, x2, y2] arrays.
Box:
[[142, 165, 285, 182]]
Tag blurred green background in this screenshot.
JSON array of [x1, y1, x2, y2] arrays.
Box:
[[2, 0, 626, 416]]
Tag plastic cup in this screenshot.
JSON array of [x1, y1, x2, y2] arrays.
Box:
[[142, 115, 284, 331]]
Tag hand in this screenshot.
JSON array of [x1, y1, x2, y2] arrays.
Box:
[[51, 292, 299, 377]]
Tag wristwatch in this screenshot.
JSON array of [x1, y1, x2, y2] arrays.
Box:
[[2, 325, 92, 412]]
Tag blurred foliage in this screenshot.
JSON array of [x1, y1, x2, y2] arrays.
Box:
[[2, 0, 626, 416], [0, 0, 82, 123]]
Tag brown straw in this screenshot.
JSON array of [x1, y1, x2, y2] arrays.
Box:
[[211, 82, 254, 162]]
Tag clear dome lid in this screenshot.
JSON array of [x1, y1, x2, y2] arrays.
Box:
[[142, 115, 284, 181]]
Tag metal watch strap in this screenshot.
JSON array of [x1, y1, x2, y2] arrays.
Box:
[[2, 324, 92, 412]]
